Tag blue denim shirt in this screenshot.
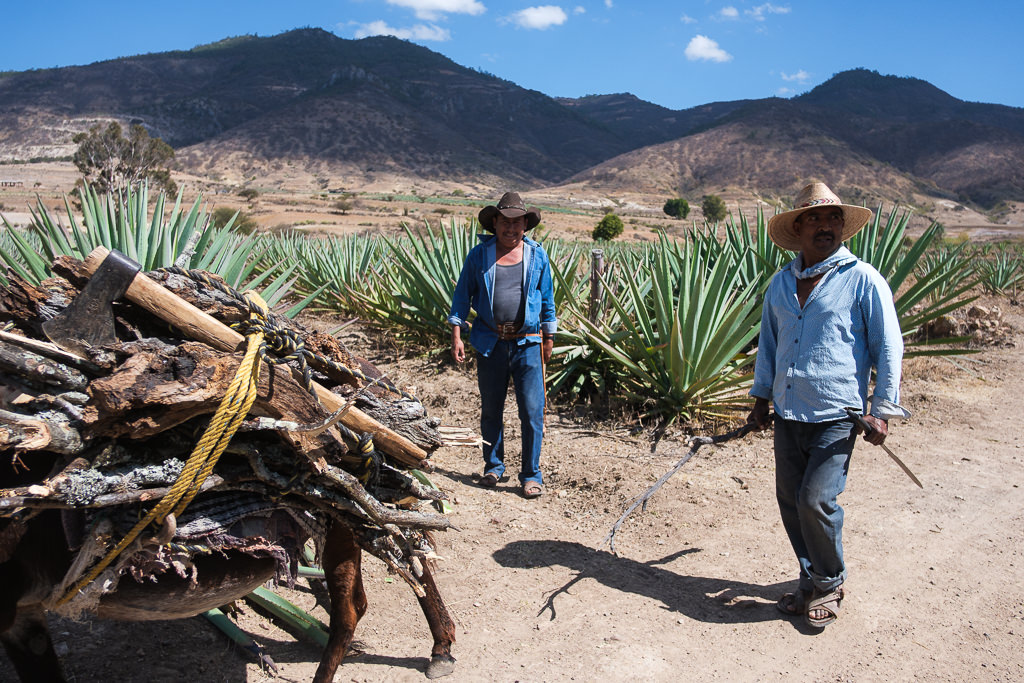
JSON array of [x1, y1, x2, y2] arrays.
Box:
[[750, 249, 903, 422], [448, 234, 557, 357]]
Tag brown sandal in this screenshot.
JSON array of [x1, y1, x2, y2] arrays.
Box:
[[776, 588, 811, 616], [479, 472, 500, 487], [522, 481, 543, 498], [805, 586, 844, 628]]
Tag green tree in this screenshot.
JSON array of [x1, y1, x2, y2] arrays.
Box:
[[702, 194, 727, 223], [238, 188, 260, 202], [212, 207, 259, 235], [592, 213, 624, 241], [72, 122, 176, 194], [663, 197, 690, 219]]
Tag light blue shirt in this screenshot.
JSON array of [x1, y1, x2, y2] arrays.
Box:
[[448, 234, 557, 357], [750, 247, 903, 422]]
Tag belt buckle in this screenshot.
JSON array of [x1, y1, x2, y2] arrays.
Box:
[[498, 322, 516, 340]]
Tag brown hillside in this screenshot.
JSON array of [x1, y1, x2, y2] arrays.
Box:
[[1, 37, 1022, 216], [557, 116, 920, 208]]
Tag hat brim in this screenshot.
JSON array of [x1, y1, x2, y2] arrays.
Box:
[[767, 205, 874, 251], [478, 205, 542, 232]]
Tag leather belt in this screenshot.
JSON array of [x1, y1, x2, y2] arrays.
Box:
[[493, 321, 540, 341]]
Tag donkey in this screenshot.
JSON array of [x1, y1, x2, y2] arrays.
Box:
[[0, 506, 456, 682]]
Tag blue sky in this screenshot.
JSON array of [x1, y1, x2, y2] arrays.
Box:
[[4, 1, 1022, 110]]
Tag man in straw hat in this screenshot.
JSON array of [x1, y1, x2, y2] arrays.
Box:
[[449, 192, 556, 499], [747, 182, 909, 629]]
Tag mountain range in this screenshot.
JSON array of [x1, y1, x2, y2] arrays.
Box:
[[1, 28, 1022, 210]]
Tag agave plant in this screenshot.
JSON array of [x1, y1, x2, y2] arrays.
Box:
[[348, 219, 476, 346], [257, 231, 382, 313], [547, 242, 629, 324], [917, 245, 980, 304], [977, 248, 1024, 295], [545, 248, 632, 401], [718, 207, 793, 292], [559, 240, 761, 427], [0, 183, 308, 317], [847, 207, 980, 356], [0, 218, 45, 286]]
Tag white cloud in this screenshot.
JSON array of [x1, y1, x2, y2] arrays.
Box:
[[747, 3, 790, 21], [680, 14, 697, 24], [685, 35, 732, 62], [573, 5, 586, 14], [604, 0, 613, 7], [719, 6, 739, 19], [777, 86, 795, 96], [353, 20, 452, 41], [508, 5, 569, 30], [781, 69, 810, 83], [385, 0, 485, 21]]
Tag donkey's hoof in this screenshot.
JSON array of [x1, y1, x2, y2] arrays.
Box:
[[425, 653, 456, 679]]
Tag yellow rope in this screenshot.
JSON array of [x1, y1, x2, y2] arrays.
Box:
[[56, 292, 268, 607]]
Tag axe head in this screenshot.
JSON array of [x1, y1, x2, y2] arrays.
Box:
[[42, 249, 141, 357]]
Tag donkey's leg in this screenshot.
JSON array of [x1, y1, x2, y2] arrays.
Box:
[[418, 561, 456, 679], [1, 514, 70, 683], [0, 604, 65, 683], [312, 522, 366, 683]]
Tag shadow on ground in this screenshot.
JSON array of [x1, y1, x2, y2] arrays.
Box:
[[494, 539, 793, 626]]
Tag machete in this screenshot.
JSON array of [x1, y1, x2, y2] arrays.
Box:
[[844, 407, 923, 489]]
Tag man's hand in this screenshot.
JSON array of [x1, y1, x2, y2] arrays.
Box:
[[451, 327, 465, 364], [747, 397, 771, 431], [542, 336, 554, 364], [859, 415, 889, 445], [845, 408, 890, 445]]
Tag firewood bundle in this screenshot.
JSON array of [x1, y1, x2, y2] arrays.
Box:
[[0, 251, 458, 613]]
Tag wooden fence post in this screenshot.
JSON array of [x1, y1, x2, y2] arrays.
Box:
[[589, 249, 605, 323]]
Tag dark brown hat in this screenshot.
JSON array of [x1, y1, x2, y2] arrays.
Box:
[[478, 192, 542, 232]]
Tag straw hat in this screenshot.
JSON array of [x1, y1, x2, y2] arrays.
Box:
[[767, 183, 873, 251], [478, 192, 541, 232]]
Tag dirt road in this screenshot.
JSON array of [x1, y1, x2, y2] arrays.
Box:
[[4, 299, 1022, 683]]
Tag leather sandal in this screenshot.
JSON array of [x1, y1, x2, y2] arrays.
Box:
[[523, 481, 543, 498], [805, 586, 844, 629], [776, 588, 811, 616], [479, 472, 500, 487]]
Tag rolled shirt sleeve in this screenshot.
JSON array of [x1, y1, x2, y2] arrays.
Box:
[[536, 248, 557, 336]]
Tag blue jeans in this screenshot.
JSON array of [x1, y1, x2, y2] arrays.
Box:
[[774, 418, 856, 592], [476, 340, 544, 485]]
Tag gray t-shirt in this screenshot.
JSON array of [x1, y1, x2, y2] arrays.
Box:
[[493, 261, 525, 327]]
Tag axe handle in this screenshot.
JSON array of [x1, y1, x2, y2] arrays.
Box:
[[83, 247, 429, 468]]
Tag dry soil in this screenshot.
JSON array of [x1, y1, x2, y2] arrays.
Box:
[[3, 297, 1022, 683]]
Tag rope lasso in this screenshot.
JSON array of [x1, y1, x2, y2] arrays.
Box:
[[56, 291, 268, 606], [161, 267, 390, 486]]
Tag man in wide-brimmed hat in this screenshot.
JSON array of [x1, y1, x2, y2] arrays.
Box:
[[448, 191, 556, 499], [747, 182, 908, 629]]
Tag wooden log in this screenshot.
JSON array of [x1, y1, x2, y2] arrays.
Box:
[[0, 329, 104, 375], [80, 247, 429, 468], [0, 339, 89, 392], [352, 388, 443, 450], [83, 342, 340, 455], [0, 408, 83, 455], [0, 474, 226, 511]]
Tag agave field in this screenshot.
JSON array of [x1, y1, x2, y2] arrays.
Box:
[[3, 184, 1021, 431]]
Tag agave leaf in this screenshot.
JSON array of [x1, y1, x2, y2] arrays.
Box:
[[0, 218, 50, 284], [282, 282, 331, 319]]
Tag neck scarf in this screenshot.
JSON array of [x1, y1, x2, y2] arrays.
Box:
[[791, 246, 857, 280]]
